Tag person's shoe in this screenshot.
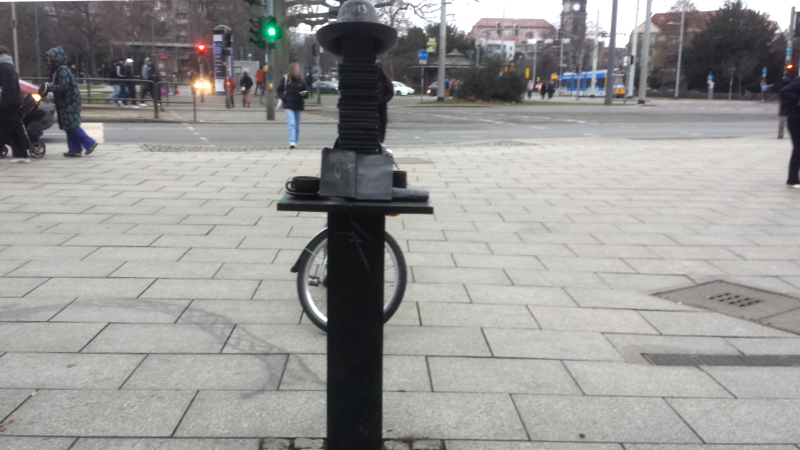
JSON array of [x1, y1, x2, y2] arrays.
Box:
[[63, 152, 81, 157], [9, 158, 30, 164], [131, 105, 139, 109], [289, 143, 297, 149], [116, 100, 122, 107], [86, 142, 98, 155], [124, 105, 130, 108], [787, 183, 800, 189], [139, 102, 147, 106]]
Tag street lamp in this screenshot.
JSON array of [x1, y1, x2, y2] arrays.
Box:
[[667, 10, 685, 99]]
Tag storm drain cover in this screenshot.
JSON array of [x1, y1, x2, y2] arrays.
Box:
[[645, 354, 800, 367], [655, 281, 800, 322]]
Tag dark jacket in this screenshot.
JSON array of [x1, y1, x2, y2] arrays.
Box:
[[240, 73, 253, 90], [0, 53, 22, 117], [277, 75, 308, 111], [378, 72, 394, 106], [780, 76, 800, 118], [46, 46, 81, 130]]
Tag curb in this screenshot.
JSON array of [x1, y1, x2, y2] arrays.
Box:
[[81, 116, 335, 125]]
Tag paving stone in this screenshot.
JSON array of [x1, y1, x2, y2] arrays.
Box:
[[384, 326, 491, 357], [52, 298, 189, 323], [649, 245, 743, 260], [0, 323, 105, 352], [625, 258, 728, 275], [605, 334, 742, 364], [123, 354, 286, 391], [529, 306, 658, 334], [758, 307, 800, 334], [84, 247, 189, 262], [564, 361, 731, 398], [384, 392, 527, 440], [252, 280, 297, 300], [404, 252, 457, 267], [71, 438, 259, 450], [639, 311, 795, 337], [3, 390, 195, 436], [538, 256, 636, 273], [0, 353, 143, 389], [466, 284, 576, 306], [407, 241, 491, 255], [142, 279, 259, 299], [0, 278, 47, 297], [596, 273, 692, 291], [0, 261, 26, 277], [214, 263, 296, 281], [667, 398, 800, 444], [174, 391, 324, 437], [29, 278, 153, 298], [726, 337, 800, 355], [84, 324, 233, 353], [7, 260, 124, 278], [420, 303, 538, 328], [0, 437, 76, 450], [484, 328, 623, 361], [624, 445, 797, 450], [505, 270, 608, 288], [61, 234, 160, 247], [404, 283, 471, 303], [125, 224, 214, 235], [568, 244, 661, 259], [106, 214, 188, 225], [452, 254, 545, 270], [429, 357, 580, 394], [280, 354, 430, 392], [0, 245, 97, 261], [701, 366, 800, 399], [151, 235, 245, 249], [111, 262, 222, 279], [223, 324, 326, 354], [177, 300, 301, 325], [447, 442, 621, 450], [0, 389, 32, 420], [412, 267, 511, 285], [180, 248, 278, 264], [513, 395, 700, 443], [383, 441, 410, 450], [0, 297, 74, 321], [488, 242, 575, 257], [565, 288, 695, 310], [411, 440, 443, 450], [294, 438, 324, 449]]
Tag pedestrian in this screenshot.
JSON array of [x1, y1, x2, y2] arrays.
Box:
[[41, 47, 98, 158], [106, 58, 123, 104], [146, 59, 162, 111], [444, 77, 451, 98], [527, 79, 534, 99], [540, 82, 546, 100], [122, 58, 138, 108], [547, 81, 555, 99], [761, 80, 774, 101], [171, 71, 178, 95], [0, 45, 31, 163], [277, 62, 309, 149], [255, 66, 264, 95], [780, 75, 800, 188], [376, 60, 394, 143], [240, 70, 253, 108], [139, 58, 153, 106]]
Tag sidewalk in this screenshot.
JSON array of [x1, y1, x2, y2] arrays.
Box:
[[1, 137, 800, 449]]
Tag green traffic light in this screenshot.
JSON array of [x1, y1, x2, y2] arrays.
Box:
[[267, 28, 276, 37]]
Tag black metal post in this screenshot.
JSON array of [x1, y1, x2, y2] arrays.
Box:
[[326, 212, 385, 450]]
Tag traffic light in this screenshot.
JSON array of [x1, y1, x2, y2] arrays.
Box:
[[575, 65, 579, 74], [788, 63, 795, 71], [496, 22, 502, 35], [242, 0, 261, 5], [196, 43, 206, 56], [265, 16, 282, 42], [525, 68, 530, 78], [249, 16, 267, 49], [514, 24, 519, 37]]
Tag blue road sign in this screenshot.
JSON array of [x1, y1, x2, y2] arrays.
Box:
[[707, 74, 713, 81], [418, 50, 428, 60], [763, 66, 768, 76]]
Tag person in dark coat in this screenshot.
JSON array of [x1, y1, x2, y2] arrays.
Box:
[[780, 75, 800, 188], [41, 46, 98, 157], [540, 82, 547, 100], [376, 60, 394, 143], [0, 45, 30, 162], [240, 70, 253, 108], [547, 81, 555, 99], [277, 62, 309, 149]]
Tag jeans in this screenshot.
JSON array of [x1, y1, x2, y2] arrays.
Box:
[[65, 127, 96, 154], [788, 117, 800, 185], [106, 84, 120, 101], [378, 104, 388, 143], [285, 109, 302, 144]]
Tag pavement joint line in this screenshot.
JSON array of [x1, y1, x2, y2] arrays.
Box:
[[169, 389, 200, 438], [117, 354, 149, 390]]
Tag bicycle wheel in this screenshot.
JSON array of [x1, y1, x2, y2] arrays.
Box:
[[297, 229, 407, 332]]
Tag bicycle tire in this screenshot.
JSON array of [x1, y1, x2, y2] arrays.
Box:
[[296, 229, 407, 332]]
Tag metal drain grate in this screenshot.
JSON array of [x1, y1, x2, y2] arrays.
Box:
[[645, 354, 800, 367], [655, 281, 800, 322]]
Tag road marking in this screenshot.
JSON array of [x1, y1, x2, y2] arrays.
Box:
[[82, 123, 104, 143], [187, 126, 195, 131], [200, 137, 208, 141]]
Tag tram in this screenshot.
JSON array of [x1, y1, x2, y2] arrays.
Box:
[[559, 70, 627, 97]]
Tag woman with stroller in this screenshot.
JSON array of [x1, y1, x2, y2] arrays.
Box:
[[41, 46, 98, 158]]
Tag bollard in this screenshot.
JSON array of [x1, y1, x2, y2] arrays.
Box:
[[153, 82, 159, 119], [192, 90, 197, 122], [87, 82, 91, 104]]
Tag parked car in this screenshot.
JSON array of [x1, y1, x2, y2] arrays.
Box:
[[426, 82, 437, 97], [392, 81, 414, 96], [19, 79, 54, 141], [312, 81, 339, 94]]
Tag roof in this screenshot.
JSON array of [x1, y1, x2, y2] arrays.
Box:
[[631, 10, 716, 35], [472, 18, 555, 29]]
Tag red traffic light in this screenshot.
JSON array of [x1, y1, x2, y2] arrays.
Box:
[[198, 44, 205, 51], [197, 44, 206, 56], [788, 64, 795, 70]]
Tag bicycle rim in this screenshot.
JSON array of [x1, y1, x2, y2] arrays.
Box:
[[300, 236, 401, 328]]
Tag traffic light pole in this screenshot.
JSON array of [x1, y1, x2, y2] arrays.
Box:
[[266, 0, 276, 121]]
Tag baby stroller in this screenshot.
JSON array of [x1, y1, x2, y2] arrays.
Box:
[[0, 93, 47, 159]]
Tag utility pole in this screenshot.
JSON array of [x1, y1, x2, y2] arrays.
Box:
[[591, 10, 599, 97], [11, 2, 19, 69], [34, 3, 42, 78], [559, 37, 564, 94], [674, 10, 684, 98], [436, 0, 446, 101], [627, 0, 640, 98], [532, 40, 537, 87], [605, 0, 619, 105], [317, 46, 322, 105], [780, 7, 795, 139], [266, 0, 275, 120], [638, 0, 653, 104]]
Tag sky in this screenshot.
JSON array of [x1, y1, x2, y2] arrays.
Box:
[[444, 0, 794, 47]]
